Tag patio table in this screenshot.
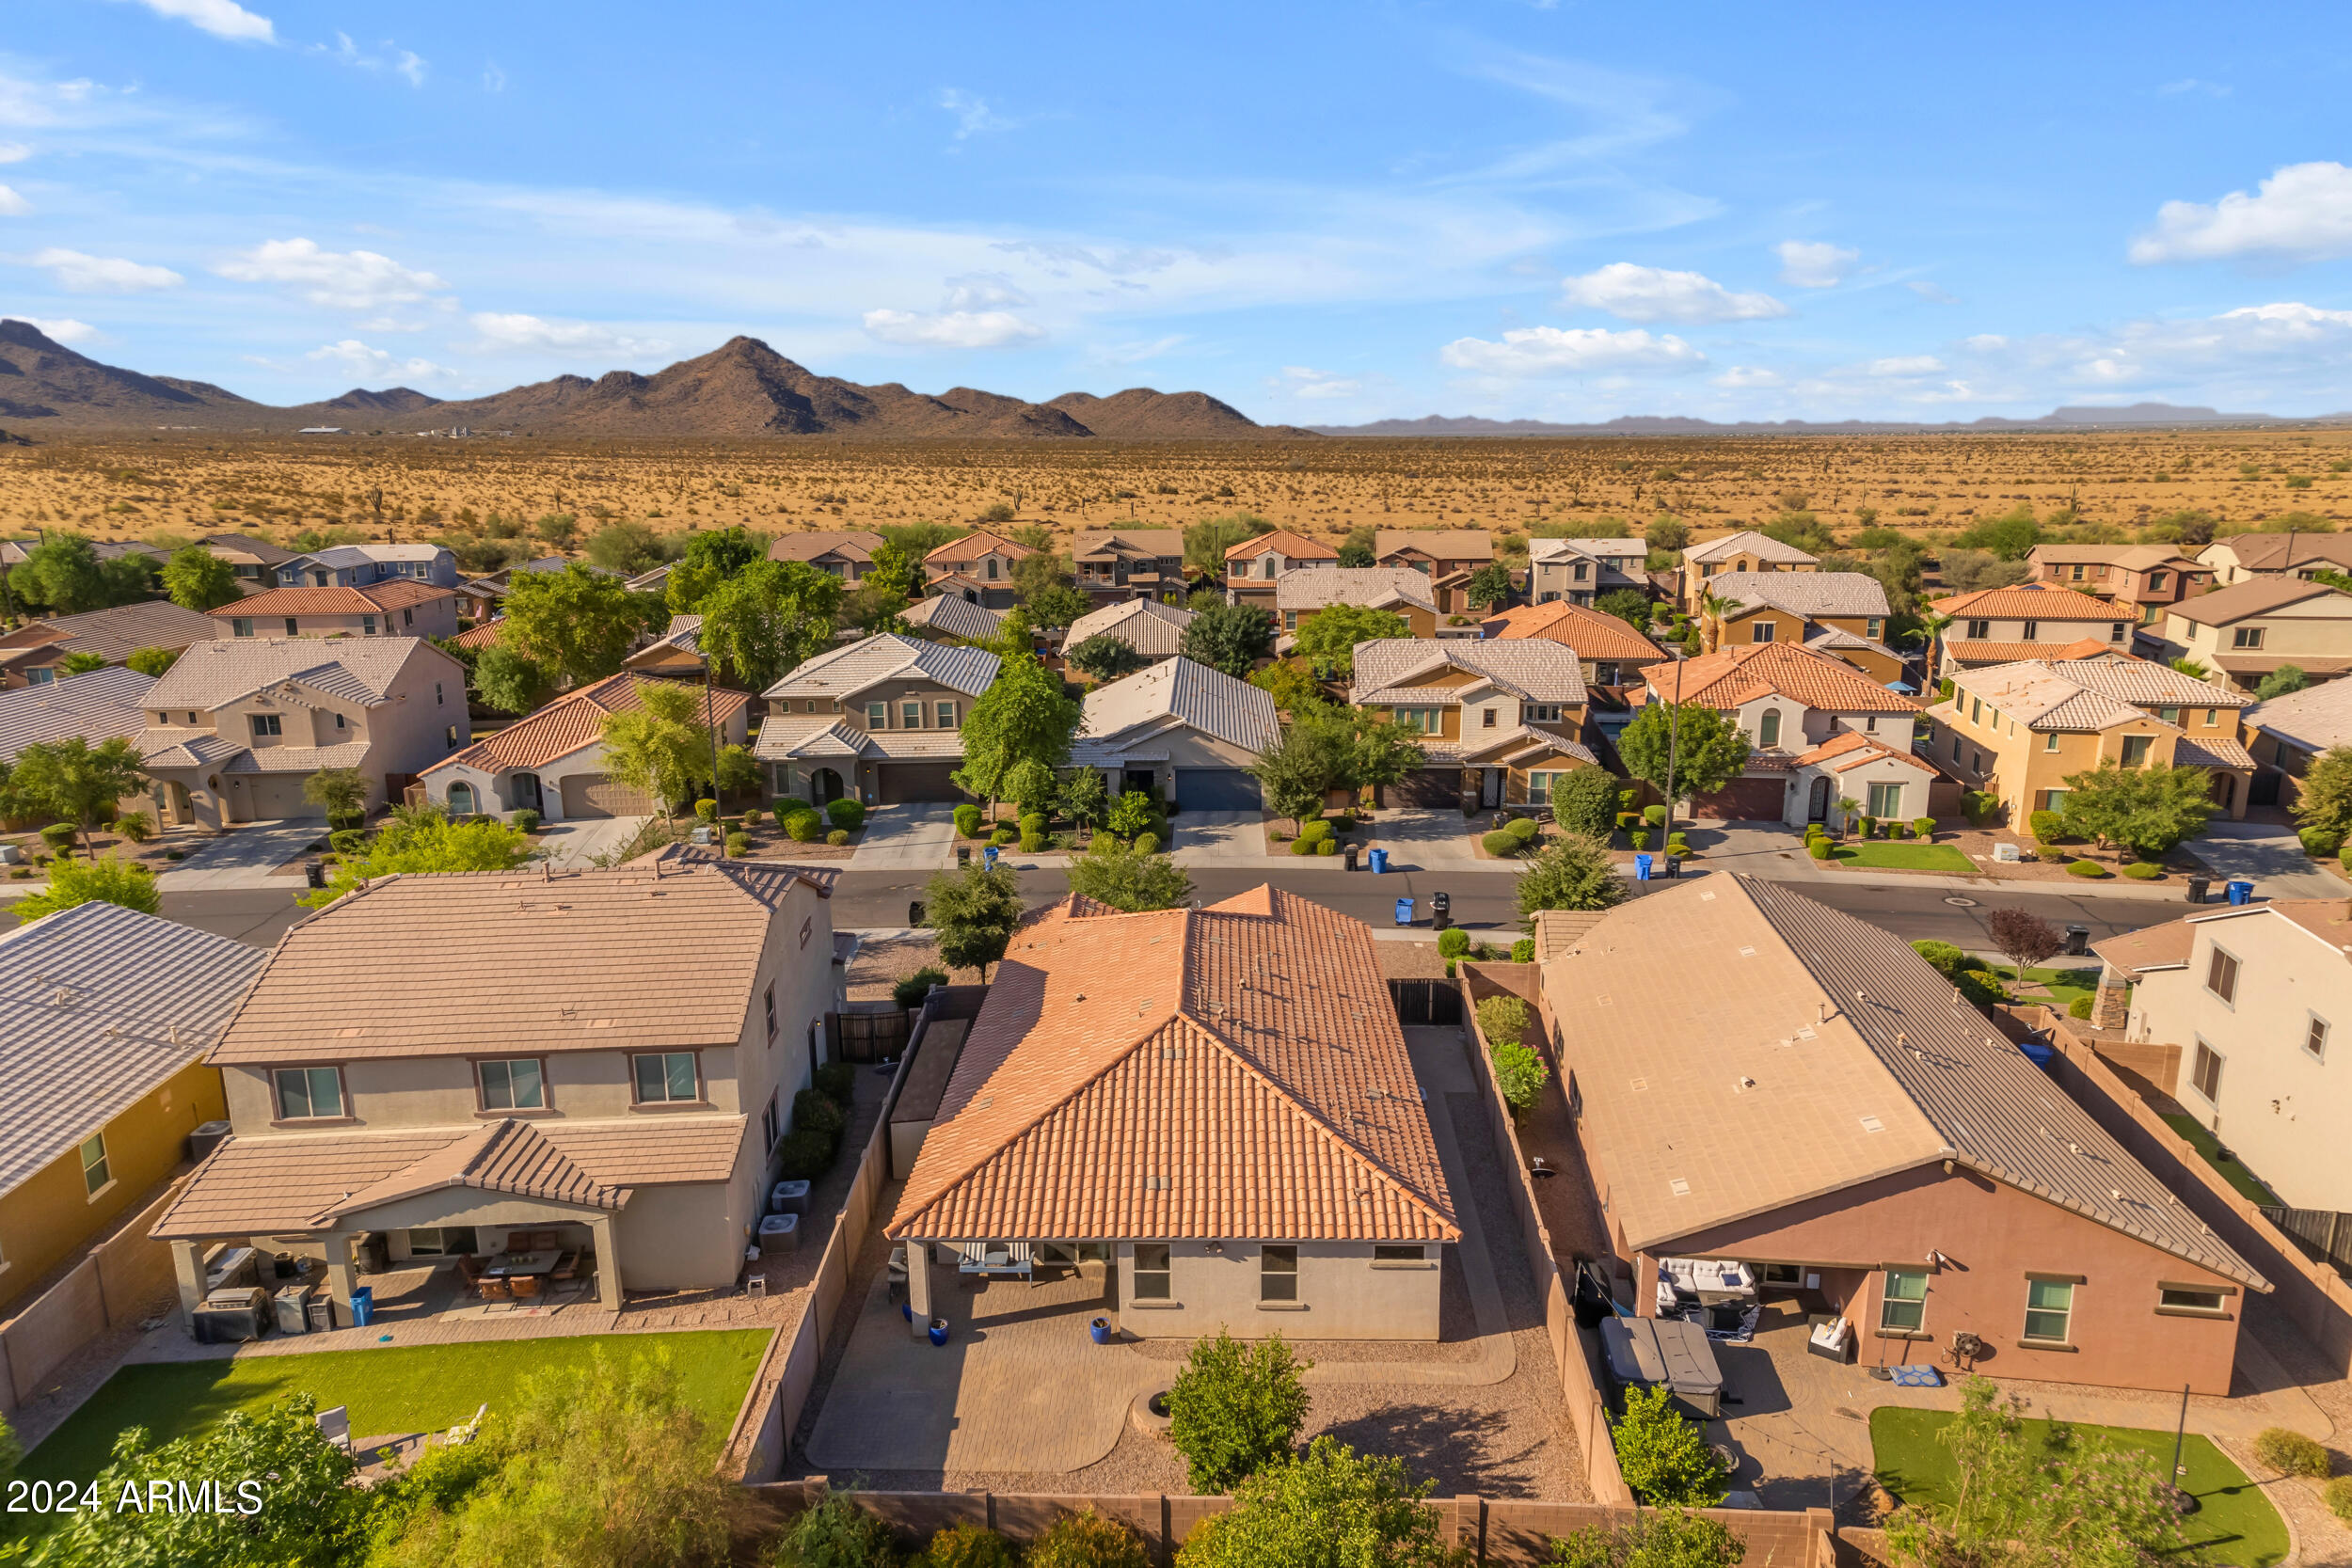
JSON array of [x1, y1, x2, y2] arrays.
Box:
[[484, 1250, 560, 1278]]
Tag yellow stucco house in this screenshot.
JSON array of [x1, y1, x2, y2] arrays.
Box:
[[1700, 571, 1906, 686]]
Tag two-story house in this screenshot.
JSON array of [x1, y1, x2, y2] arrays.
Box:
[[2153, 578, 2352, 694], [1529, 537, 1649, 607], [2245, 677, 2352, 809], [768, 531, 886, 579], [1375, 531, 1491, 615], [756, 633, 1000, 805], [1061, 599, 1194, 669], [1679, 531, 1819, 611], [1351, 639, 1594, 811], [1925, 655, 2256, 823], [1072, 530, 1185, 604], [212, 580, 461, 642], [1223, 530, 1339, 609], [199, 533, 298, 594], [1703, 572, 1905, 685], [2093, 901, 2352, 1212], [421, 673, 752, 822], [1638, 641, 1928, 826], [280, 543, 460, 589], [1928, 583, 2134, 676], [2026, 545, 2212, 622], [2198, 531, 2352, 587], [135, 637, 471, 827], [1070, 657, 1279, 809], [1276, 568, 1441, 648], [923, 531, 1036, 610], [151, 856, 843, 1326], [0, 601, 223, 688], [1479, 600, 1668, 690]]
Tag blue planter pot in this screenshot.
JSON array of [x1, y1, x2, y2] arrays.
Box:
[[928, 1317, 950, 1347], [1089, 1317, 1113, 1345], [900, 1301, 913, 1323]]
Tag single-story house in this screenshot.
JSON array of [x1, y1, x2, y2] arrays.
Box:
[[1062, 598, 1195, 666], [419, 672, 752, 821], [0, 601, 222, 688], [1071, 657, 1279, 809], [0, 664, 154, 764], [898, 594, 1003, 645], [2246, 676, 2352, 808]]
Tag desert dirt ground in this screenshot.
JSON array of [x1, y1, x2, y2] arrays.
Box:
[[4, 429, 2352, 558]]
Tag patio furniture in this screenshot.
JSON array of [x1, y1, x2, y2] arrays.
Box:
[[315, 1406, 352, 1451], [746, 1274, 767, 1299], [484, 1250, 560, 1278], [1599, 1315, 1725, 1419], [953, 1242, 1032, 1279], [1806, 1314, 1852, 1364], [550, 1252, 579, 1281], [509, 1275, 543, 1301], [886, 1244, 908, 1296], [475, 1276, 512, 1303], [455, 1254, 486, 1286]]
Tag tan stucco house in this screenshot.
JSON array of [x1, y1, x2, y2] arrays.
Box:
[[1224, 530, 1338, 608], [2153, 578, 2352, 693], [1375, 530, 1492, 615], [1351, 639, 1593, 809], [420, 672, 751, 822], [2246, 676, 2352, 808], [1679, 530, 1819, 611], [768, 531, 886, 579], [1481, 600, 1668, 689], [756, 633, 1000, 805], [1073, 530, 1184, 604], [1703, 572, 1903, 685], [1928, 583, 2134, 675], [214, 580, 461, 642], [1069, 656, 1279, 810], [1529, 537, 1649, 606], [923, 531, 1035, 610], [1277, 568, 1441, 647], [2026, 544, 2211, 621], [2198, 531, 2352, 587]]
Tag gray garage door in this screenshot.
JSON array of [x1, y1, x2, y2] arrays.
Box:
[[1388, 768, 1462, 807], [244, 775, 323, 820], [1174, 768, 1263, 811], [880, 762, 965, 803], [561, 772, 658, 818]]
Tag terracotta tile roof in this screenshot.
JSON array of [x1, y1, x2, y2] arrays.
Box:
[[1276, 567, 1438, 615], [1788, 729, 1933, 774], [423, 673, 749, 781], [888, 886, 1457, 1243], [2213, 654, 2352, 677], [1376, 529, 1491, 562], [1708, 570, 1890, 620], [1481, 601, 1665, 662], [924, 530, 1037, 565], [1685, 530, 1818, 565], [1226, 530, 1337, 563], [767, 531, 884, 564], [1080, 657, 1279, 753], [1929, 583, 2120, 621], [763, 632, 999, 703], [208, 579, 453, 618], [1642, 641, 1917, 715], [1945, 638, 2126, 665], [0, 601, 220, 664], [318, 1117, 628, 1220], [1063, 598, 1194, 657], [2249, 676, 2352, 752], [1352, 639, 1587, 708], [2027, 544, 2198, 570], [1543, 876, 2265, 1286], [2165, 577, 2348, 626], [0, 665, 153, 761], [209, 862, 823, 1065], [452, 618, 507, 650]]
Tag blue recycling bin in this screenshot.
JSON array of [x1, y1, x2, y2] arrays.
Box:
[[2226, 879, 2254, 906], [982, 845, 999, 870], [1368, 847, 1390, 875], [1394, 896, 1414, 927], [348, 1286, 374, 1327], [1634, 852, 1654, 881]]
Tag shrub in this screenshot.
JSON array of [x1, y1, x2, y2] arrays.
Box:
[[785, 810, 822, 843], [1020, 831, 1044, 852], [1167, 1329, 1312, 1493], [39, 823, 76, 854], [1612, 1384, 1729, 1507], [1507, 815, 1540, 843], [772, 1128, 838, 1180], [694, 798, 720, 824], [1438, 927, 1470, 958], [954, 803, 983, 838], [2122, 861, 2161, 879], [2028, 809, 2062, 845], [1299, 818, 1334, 845], [770, 1492, 897, 1568], [894, 965, 949, 1009], [741, 805, 763, 829], [1665, 831, 1689, 847], [2068, 859, 2109, 878], [1482, 831, 1518, 855], [719, 832, 746, 856], [1018, 812, 1047, 837], [165, 849, 183, 861], [1963, 789, 2000, 827], [1511, 937, 1535, 962], [2035, 846, 2067, 863], [793, 1086, 847, 1137], [1490, 1041, 1549, 1113], [327, 828, 368, 856], [1914, 816, 1935, 838], [916, 1522, 1020, 1568], [2254, 1427, 2331, 1480], [1808, 838, 1831, 860], [1328, 811, 1356, 831], [989, 826, 1017, 847], [1912, 939, 1964, 971], [2069, 994, 2094, 1020], [2301, 824, 2345, 858], [1615, 811, 1638, 831], [822, 828, 847, 847], [826, 797, 866, 832], [1642, 804, 1666, 827], [1293, 835, 1319, 856], [1133, 831, 1159, 855], [2327, 1476, 2352, 1524], [1476, 993, 1529, 1043], [815, 1061, 858, 1102], [1025, 1507, 1152, 1568], [114, 811, 153, 844], [1862, 815, 1878, 838], [1315, 837, 1337, 855], [1618, 788, 1639, 813], [7, 867, 24, 879], [1629, 830, 1650, 850]]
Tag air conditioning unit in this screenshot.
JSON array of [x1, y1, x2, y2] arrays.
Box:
[[188, 1120, 233, 1163]]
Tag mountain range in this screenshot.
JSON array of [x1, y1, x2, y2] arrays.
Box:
[[1307, 404, 2350, 436]]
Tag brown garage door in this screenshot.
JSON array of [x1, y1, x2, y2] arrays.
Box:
[[880, 762, 965, 803], [1388, 768, 1462, 807], [561, 772, 658, 818], [1688, 774, 1788, 821]]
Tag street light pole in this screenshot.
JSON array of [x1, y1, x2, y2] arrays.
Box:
[[1661, 656, 1683, 836]]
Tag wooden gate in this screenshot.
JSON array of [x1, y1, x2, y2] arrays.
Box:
[[827, 1008, 913, 1064], [1387, 979, 1464, 1026]]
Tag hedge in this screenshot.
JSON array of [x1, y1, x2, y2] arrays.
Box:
[[773, 1128, 837, 1180], [1913, 816, 1935, 837], [2028, 809, 2062, 845], [828, 828, 851, 847], [2301, 825, 2345, 858], [1506, 816, 1539, 843], [1808, 839, 1831, 860], [1293, 836, 1319, 856], [1020, 831, 1044, 852], [2067, 859, 2109, 878], [1300, 818, 1335, 845], [783, 811, 823, 843], [2121, 862, 2161, 879], [826, 797, 866, 832], [792, 1087, 847, 1137], [1482, 831, 1519, 856]]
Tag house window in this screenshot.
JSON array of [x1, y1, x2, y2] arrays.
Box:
[[1751, 622, 1775, 643], [2159, 1285, 2229, 1315], [763, 1091, 780, 1152], [437, 682, 445, 705], [79, 1132, 110, 1196], [2041, 787, 2069, 812], [274, 1066, 343, 1119], [2119, 735, 2153, 768], [2156, 705, 2183, 726], [1261, 1244, 1298, 1302], [765, 982, 777, 1040], [361, 615, 378, 636], [1760, 1262, 1805, 1287], [2233, 626, 2265, 649], [478, 1058, 545, 1110], [2044, 731, 2060, 752], [868, 701, 889, 729], [1970, 698, 1982, 724], [1757, 708, 1781, 747], [1482, 706, 1498, 729], [632, 1052, 699, 1103], [2192, 1041, 2224, 1102], [1394, 707, 1443, 734], [937, 701, 958, 728], [985, 558, 999, 580], [1867, 617, 1884, 640], [2308, 1014, 2328, 1062], [1867, 782, 1902, 818], [2148, 571, 2169, 593], [405, 1226, 478, 1257], [2205, 945, 2239, 1004], [1262, 556, 1278, 579], [902, 701, 924, 729], [1133, 1243, 1171, 1301], [23, 667, 55, 686], [2069, 563, 2085, 580], [2205, 708, 2220, 727], [1374, 1245, 1425, 1265], [1949, 733, 1962, 761], [231, 617, 254, 637], [2021, 620, 2039, 641], [445, 725, 460, 747], [2110, 623, 2125, 642], [1574, 562, 1590, 581], [404, 608, 415, 626], [1529, 771, 1556, 804], [1528, 705, 1563, 721], [1880, 1268, 1928, 1333], [1966, 619, 1991, 639], [1283, 610, 1299, 630], [2023, 1277, 2074, 1344], [334, 712, 345, 730], [284, 618, 299, 635], [250, 713, 281, 738]]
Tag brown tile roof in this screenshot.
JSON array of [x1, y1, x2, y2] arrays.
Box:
[[1226, 529, 1338, 563], [1532, 908, 1607, 963], [209, 862, 824, 1066], [1684, 530, 1818, 565], [888, 885, 1458, 1244], [1275, 567, 1438, 615], [1928, 583, 2120, 621], [207, 579, 453, 618], [1788, 729, 1934, 774], [1482, 601, 1666, 663], [768, 531, 884, 565], [1352, 639, 1588, 708], [2164, 577, 2348, 626], [2207, 532, 2352, 573], [2089, 918, 2198, 979], [318, 1117, 627, 1220], [422, 672, 750, 780], [1073, 529, 1183, 560], [1376, 529, 1491, 562], [1642, 641, 1918, 714], [0, 601, 221, 664], [924, 530, 1037, 566], [1543, 876, 2265, 1286]]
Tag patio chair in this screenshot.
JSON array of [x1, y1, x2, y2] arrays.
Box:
[[475, 1276, 512, 1304], [315, 1406, 352, 1451], [455, 1255, 485, 1286], [550, 1252, 579, 1281], [509, 1275, 543, 1301]]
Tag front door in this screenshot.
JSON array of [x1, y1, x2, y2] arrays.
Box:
[[513, 772, 544, 815], [1807, 776, 1831, 823], [813, 768, 845, 805], [1482, 768, 1502, 808], [1123, 768, 1155, 798]]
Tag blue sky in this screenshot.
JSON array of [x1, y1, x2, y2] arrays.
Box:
[[4, 1, 2351, 423]]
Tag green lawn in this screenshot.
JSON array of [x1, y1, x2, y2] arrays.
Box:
[[1831, 841, 1978, 873], [2160, 1114, 2284, 1207], [2019, 964, 2105, 1010], [1871, 1406, 2288, 1567], [23, 1329, 771, 1484]]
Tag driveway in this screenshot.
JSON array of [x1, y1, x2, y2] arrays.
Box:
[[1681, 818, 1825, 878], [1365, 805, 1476, 868], [849, 804, 959, 871], [536, 815, 648, 870], [154, 820, 326, 891], [1168, 809, 1267, 865], [2191, 820, 2344, 901]]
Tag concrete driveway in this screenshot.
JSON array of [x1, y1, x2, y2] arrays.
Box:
[[849, 804, 960, 871], [536, 815, 649, 870], [155, 820, 326, 891], [1169, 809, 1267, 864], [1364, 805, 1476, 868], [2191, 820, 2345, 901], [1682, 818, 1826, 877]]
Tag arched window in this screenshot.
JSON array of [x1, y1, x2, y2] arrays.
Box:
[[1758, 708, 1782, 748], [447, 781, 477, 816]]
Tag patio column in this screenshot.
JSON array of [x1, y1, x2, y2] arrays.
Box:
[[325, 1233, 358, 1325], [169, 1240, 207, 1330], [587, 1214, 624, 1311], [1633, 1250, 1658, 1320], [906, 1240, 931, 1338]]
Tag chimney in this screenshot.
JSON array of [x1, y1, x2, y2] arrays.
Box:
[[2091, 962, 2131, 1031]]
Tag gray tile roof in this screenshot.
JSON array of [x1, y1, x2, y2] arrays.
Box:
[[2249, 677, 2352, 753], [899, 594, 1003, 641], [1708, 570, 1891, 620], [0, 901, 266, 1203], [1275, 567, 1438, 614], [1080, 657, 1279, 754], [144, 637, 448, 712], [763, 632, 999, 703], [0, 601, 222, 665], [1063, 598, 1194, 657], [0, 666, 154, 761], [1350, 639, 1588, 708]]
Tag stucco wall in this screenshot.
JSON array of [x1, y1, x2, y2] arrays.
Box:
[[1112, 1239, 1442, 1340]]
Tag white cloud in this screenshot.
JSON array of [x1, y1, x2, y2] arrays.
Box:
[[1087, 334, 1186, 366], [2132, 162, 2352, 263], [320, 34, 430, 87], [1906, 280, 1961, 305], [215, 238, 444, 309], [394, 52, 426, 88], [939, 88, 1012, 140], [942, 274, 1029, 310], [1775, 239, 1857, 288], [305, 339, 453, 383], [114, 0, 275, 44], [1558, 261, 1786, 324], [1439, 324, 1704, 375], [1279, 366, 1360, 400], [482, 63, 506, 93], [0, 185, 26, 216], [466, 311, 670, 357], [1951, 301, 2352, 400], [1869, 355, 1946, 375], [22, 247, 181, 292], [862, 307, 1043, 348], [1711, 365, 1782, 388], [19, 317, 95, 343], [0, 143, 27, 164]]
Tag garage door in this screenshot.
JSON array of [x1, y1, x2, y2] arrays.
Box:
[[246, 775, 323, 820], [561, 772, 658, 818], [879, 762, 965, 803], [1688, 774, 1788, 821], [1174, 768, 1262, 810], [1388, 768, 1463, 807]]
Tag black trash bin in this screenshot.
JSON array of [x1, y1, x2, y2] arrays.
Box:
[[2185, 876, 2211, 905], [1343, 842, 1360, 871], [909, 900, 926, 927], [2063, 924, 2090, 957], [303, 858, 326, 889], [1431, 891, 1452, 930], [1663, 854, 1681, 879]]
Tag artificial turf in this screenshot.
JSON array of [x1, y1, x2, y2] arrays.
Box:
[[1870, 1405, 2288, 1567], [22, 1328, 772, 1484], [2160, 1114, 2285, 1207], [1830, 841, 1978, 874]]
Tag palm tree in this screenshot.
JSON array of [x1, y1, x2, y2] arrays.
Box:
[[1836, 795, 1864, 834], [1695, 590, 1732, 655]]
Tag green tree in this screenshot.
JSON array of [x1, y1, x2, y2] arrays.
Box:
[[1058, 765, 1108, 832], [2058, 759, 2218, 857], [1178, 1437, 1453, 1568], [866, 542, 926, 602], [124, 645, 180, 676], [1593, 588, 1653, 629], [1549, 1508, 1743, 1568], [1933, 547, 2030, 595], [1249, 716, 1354, 829], [1336, 524, 1378, 569], [1025, 582, 1094, 630], [879, 519, 970, 557], [303, 811, 535, 907], [303, 765, 372, 824], [1184, 512, 1274, 574], [1644, 515, 1692, 553], [1248, 658, 1334, 716], [1004, 756, 1057, 817], [472, 644, 551, 715], [953, 649, 1081, 809], [534, 512, 579, 549], [2169, 656, 2210, 679], [583, 518, 670, 575], [920, 860, 1025, 979], [599, 680, 719, 816], [1346, 708, 1425, 801], [663, 525, 772, 612], [694, 559, 843, 690], [1549, 767, 1617, 838], [1067, 633, 1148, 681], [502, 562, 659, 689], [1292, 603, 1410, 678], [1613, 1385, 1729, 1506], [1168, 1329, 1313, 1494], [1616, 702, 1751, 818], [1952, 503, 2043, 561], [1011, 548, 1073, 606], [11, 736, 146, 858], [2295, 745, 2352, 841], [14, 533, 132, 613], [59, 650, 107, 675], [1516, 834, 1627, 922], [1464, 560, 1516, 610], [1028, 1508, 1152, 1568], [1489, 1041, 1549, 1115], [161, 542, 241, 610], [1180, 600, 1278, 677], [1066, 833, 1195, 911], [14, 854, 161, 919], [2256, 663, 2311, 700], [717, 743, 760, 796]]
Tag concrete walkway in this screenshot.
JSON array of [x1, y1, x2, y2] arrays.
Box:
[[849, 804, 959, 871], [535, 815, 647, 869], [154, 821, 324, 891]]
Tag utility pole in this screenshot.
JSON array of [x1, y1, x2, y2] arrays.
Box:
[[1661, 656, 1683, 837], [703, 657, 723, 824]]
